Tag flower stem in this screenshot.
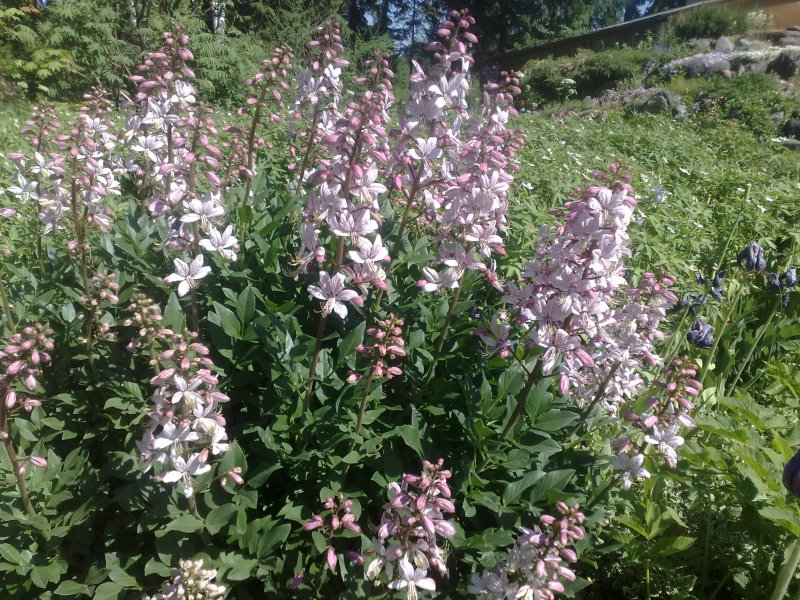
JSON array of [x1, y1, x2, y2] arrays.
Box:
[[726, 295, 779, 394], [303, 313, 329, 413], [347, 368, 376, 455], [769, 538, 800, 600], [0, 273, 15, 331], [563, 363, 620, 442], [478, 359, 542, 471], [423, 285, 462, 385], [586, 474, 622, 510], [239, 85, 270, 210], [0, 403, 37, 517]]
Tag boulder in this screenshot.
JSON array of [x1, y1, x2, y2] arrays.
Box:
[[735, 38, 771, 51], [627, 90, 686, 118], [690, 38, 712, 51], [783, 119, 800, 140], [767, 49, 800, 78], [789, 26, 800, 33], [780, 138, 800, 150], [749, 60, 770, 74], [715, 36, 735, 52]]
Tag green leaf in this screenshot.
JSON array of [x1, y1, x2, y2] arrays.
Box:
[[206, 505, 238, 535], [162, 293, 184, 330], [236, 286, 256, 325], [503, 471, 545, 505], [158, 514, 204, 535], [533, 409, 578, 432], [54, 581, 90, 596], [92, 582, 126, 600], [651, 536, 696, 556], [212, 301, 241, 339], [337, 321, 366, 365], [61, 300, 76, 323], [0, 544, 21, 565], [529, 469, 575, 503], [395, 424, 423, 457]]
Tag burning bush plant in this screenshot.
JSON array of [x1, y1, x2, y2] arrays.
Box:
[[0, 10, 798, 600]]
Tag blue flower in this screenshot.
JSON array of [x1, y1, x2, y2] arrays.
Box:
[[783, 450, 800, 498], [695, 272, 707, 285], [780, 267, 797, 288], [737, 242, 766, 271], [712, 270, 726, 287], [687, 321, 714, 349], [767, 272, 781, 294], [710, 286, 724, 301]]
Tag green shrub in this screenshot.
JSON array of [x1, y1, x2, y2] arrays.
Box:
[[671, 5, 748, 40], [521, 46, 675, 104], [666, 72, 796, 138]]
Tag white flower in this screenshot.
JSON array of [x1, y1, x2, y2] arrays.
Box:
[[308, 271, 362, 319], [164, 255, 211, 297], [644, 425, 684, 468], [388, 555, 436, 600], [199, 225, 239, 261], [612, 452, 650, 490]]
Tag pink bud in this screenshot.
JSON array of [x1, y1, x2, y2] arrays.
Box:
[[28, 456, 48, 468], [326, 547, 337, 572]]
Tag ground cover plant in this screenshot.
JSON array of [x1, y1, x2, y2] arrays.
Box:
[[1, 8, 799, 600]]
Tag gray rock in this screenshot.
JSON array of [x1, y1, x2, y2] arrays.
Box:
[[789, 26, 800, 33], [628, 90, 686, 118], [780, 37, 800, 47], [690, 38, 712, 51], [735, 38, 771, 51], [715, 36, 735, 52], [783, 119, 800, 139], [768, 49, 800, 78], [781, 139, 800, 150], [750, 60, 770, 74]]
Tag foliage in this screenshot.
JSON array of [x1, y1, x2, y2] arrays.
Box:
[[671, 5, 748, 41], [520, 45, 675, 104], [0, 9, 800, 600]]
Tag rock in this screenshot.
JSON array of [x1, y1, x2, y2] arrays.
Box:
[[789, 26, 800, 32], [750, 60, 770, 74], [783, 119, 800, 139], [735, 38, 771, 51], [780, 138, 800, 150], [768, 49, 800, 78], [627, 90, 686, 118], [715, 36, 735, 52], [690, 38, 712, 51]]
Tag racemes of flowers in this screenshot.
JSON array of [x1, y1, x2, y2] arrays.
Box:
[[366, 459, 456, 599], [136, 328, 233, 498], [294, 26, 393, 320], [486, 167, 677, 417], [222, 44, 294, 193], [347, 313, 406, 384], [302, 493, 363, 574], [124, 30, 236, 296], [468, 502, 585, 600], [411, 12, 524, 295], [144, 558, 226, 600], [0, 324, 54, 516], [611, 356, 701, 489]]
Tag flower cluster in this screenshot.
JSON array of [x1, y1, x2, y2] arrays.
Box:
[[612, 357, 700, 489], [123, 294, 164, 353], [302, 493, 362, 573], [486, 168, 665, 411], [0, 324, 53, 413], [468, 502, 585, 599], [412, 13, 523, 294], [124, 30, 236, 291], [366, 459, 456, 598], [295, 23, 394, 318], [137, 330, 231, 498], [347, 313, 405, 383], [145, 559, 226, 600], [223, 44, 294, 186]]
